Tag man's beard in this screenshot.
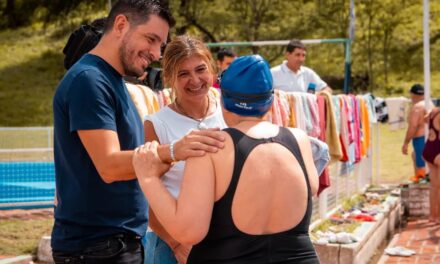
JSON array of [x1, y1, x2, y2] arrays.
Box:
[[119, 38, 145, 77]]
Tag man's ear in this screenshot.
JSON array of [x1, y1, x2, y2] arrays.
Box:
[[113, 14, 129, 37]]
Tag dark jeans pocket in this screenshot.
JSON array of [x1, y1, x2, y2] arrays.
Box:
[[52, 253, 84, 264], [83, 237, 126, 259], [53, 235, 143, 264]]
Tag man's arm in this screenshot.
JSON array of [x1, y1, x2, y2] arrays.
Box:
[[310, 68, 332, 94], [78, 129, 136, 183], [321, 86, 332, 94], [402, 106, 423, 155], [78, 121, 225, 184]]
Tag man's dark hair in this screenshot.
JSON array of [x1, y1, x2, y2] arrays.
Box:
[[217, 48, 237, 62], [286, 39, 306, 53], [410, 83, 424, 95], [104, 0, 175, 33]]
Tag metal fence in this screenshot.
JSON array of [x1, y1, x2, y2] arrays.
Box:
[[311, 123, 375, 221], [0, 126, 375, 215]]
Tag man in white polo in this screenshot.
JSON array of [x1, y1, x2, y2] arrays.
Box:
[[271, 39, 332, 93]]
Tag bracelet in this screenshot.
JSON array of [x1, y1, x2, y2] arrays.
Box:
[[169, 140, 177, 162]]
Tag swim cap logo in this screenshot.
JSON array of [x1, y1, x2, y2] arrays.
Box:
[[235, 102, 252, 110]]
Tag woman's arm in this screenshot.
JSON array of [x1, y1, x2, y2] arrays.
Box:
[[144, 120, 191, 262], [133, 141, 215, 245], [144, 121, 179, 248]]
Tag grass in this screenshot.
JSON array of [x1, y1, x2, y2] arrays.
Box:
[[0, 26, 66, 126], [0, 218, 53, 256], [0, 128, 53, 161], [372, 123, 413, 184], [0, 7, 107, 127], [0, 128, 53, 149]]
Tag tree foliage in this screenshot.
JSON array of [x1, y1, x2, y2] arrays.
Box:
[[1, 0, 439, 93]]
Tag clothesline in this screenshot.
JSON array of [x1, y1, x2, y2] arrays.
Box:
[[126, 83, 376, 165], [126, 82, 377, 194]]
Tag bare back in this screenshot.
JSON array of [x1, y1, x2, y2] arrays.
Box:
[[211, 122, 319, 235], [411, 101, 430, 137]]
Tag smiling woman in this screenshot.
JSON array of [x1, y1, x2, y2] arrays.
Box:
[[142, 35, 227, 264]]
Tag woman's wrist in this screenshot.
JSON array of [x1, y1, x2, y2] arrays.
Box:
[[169, 140, 177, 162], [157, 144, 174, 163]]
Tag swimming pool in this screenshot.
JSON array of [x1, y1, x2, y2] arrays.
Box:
[[0, 162, 55, 209]]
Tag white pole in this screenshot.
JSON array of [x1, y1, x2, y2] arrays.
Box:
[[108, 0, 112, 11], [375, 123, 380, 184], [348, 0, 355, 41], [423, 0, 431, 111]]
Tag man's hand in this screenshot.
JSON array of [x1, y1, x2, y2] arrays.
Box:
[[172, 244, 191, 264], [173, 128, 225, 161], [133, 141, 171, 180], [401, 143, 408, 155]]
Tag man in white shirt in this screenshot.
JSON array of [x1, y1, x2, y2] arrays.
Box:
[[271, 39, 332, 93]]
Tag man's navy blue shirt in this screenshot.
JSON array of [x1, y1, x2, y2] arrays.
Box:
[[52, 54, 147, 252]]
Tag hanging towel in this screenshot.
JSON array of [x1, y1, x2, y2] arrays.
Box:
[[307, 94, 320, 138], [125, 82, 159, 122], [319, 91, 343, 162], [338, 96, 349, 162]]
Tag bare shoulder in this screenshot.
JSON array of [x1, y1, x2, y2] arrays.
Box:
[[411, 102, 426, 115], [431, 107, 440, 118], [287, 127, 309, 142], [413, 101, 425, 110], [210, 130, 233, 157]]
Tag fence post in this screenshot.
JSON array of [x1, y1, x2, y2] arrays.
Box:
[[47, 127, 52, 148], [319, 188, 328, 219]]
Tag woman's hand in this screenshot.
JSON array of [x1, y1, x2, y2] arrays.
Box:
[[133, 141, 170, 180], [173, 128, 225, 161]]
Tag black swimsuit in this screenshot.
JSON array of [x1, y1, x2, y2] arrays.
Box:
[[187, 127, 319, 264]]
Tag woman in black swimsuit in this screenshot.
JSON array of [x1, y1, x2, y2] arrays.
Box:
[[133, 55, 321, 263]]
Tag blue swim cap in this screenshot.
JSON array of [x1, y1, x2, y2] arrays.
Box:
[[220, 55, 274, 116]]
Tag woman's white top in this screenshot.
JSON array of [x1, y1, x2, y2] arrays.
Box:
[[144, 101, 227, 197]]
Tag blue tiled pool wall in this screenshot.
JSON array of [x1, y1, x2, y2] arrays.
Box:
[[0, 162, 55, 209]]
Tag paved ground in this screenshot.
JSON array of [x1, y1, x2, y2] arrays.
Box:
[[379, 219, 440, 264]]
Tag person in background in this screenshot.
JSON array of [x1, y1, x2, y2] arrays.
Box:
[[401, 84, 432, 183], [143, 35, 227, 264], [270, 39, 332, 94], [212, 48, 237, 89], [423, 106, 440, 223], [51, 1, 223, 263], [134, 55, 320, 263]]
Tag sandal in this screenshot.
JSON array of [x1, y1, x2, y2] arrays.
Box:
[[385, 246, 415, 257]]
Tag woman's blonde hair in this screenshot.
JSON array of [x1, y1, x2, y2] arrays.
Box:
[[162, 35, 215, 89]]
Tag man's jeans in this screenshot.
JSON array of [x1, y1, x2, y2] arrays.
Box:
[[144, 231, 177, 264], [52, 234, 143, 264]]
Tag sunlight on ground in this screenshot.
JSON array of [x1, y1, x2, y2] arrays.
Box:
[[372, 123, 413, 184]]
